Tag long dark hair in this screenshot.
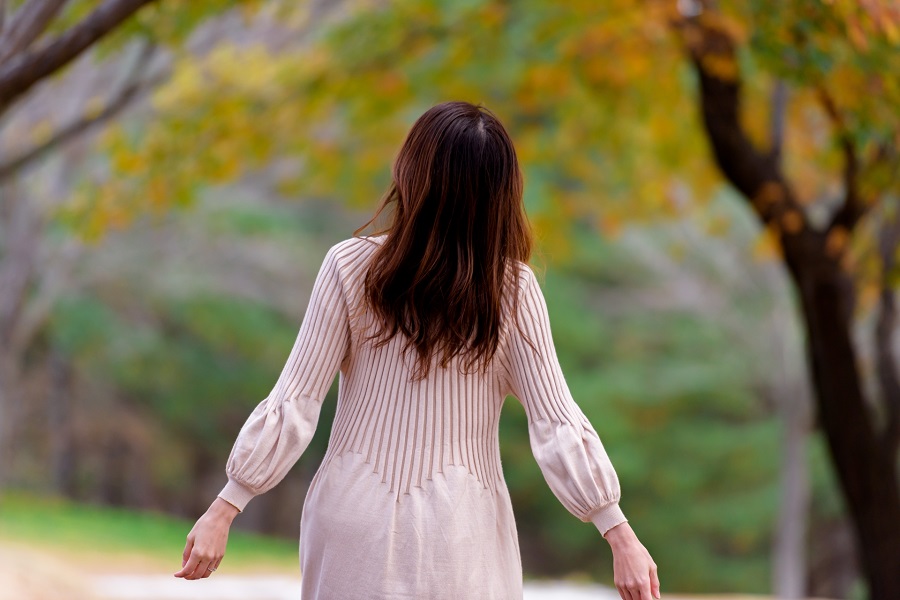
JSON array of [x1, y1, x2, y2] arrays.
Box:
[[355, 101, 533, 380]]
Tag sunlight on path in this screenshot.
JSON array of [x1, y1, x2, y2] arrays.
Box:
[[91, 575, 624, 600], [93, 575, 301, 600], [0, 545, 94, 600]]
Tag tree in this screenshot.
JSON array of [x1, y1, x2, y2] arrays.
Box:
[[0, 0, 265, 486], [671, 3, 900, 598], [0, 0, 155, 485]]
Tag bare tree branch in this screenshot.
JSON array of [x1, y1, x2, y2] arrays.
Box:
[[0, 0, 70, 66], [0, 0, 157, 114], [0, 38, 164, 182]]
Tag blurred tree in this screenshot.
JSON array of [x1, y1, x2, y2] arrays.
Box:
[[670, 3, 900, 599], [0, 0, 154, 116], [0, 0, 266, 487]]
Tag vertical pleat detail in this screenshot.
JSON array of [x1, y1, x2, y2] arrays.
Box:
[[321, 237, 505, 501]]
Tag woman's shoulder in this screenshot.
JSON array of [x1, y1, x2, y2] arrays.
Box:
[[322, 235, 388, 293], [506, 258, 539, 290], [327, 234, 387, 263]]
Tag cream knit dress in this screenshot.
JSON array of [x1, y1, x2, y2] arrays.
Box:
[[217, 235, 627, 599]]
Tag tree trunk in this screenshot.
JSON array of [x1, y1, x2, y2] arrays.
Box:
[[0, 348, 23, 489], [792, 265, 900, 600], [773, 385, 811, 599], [807, 515, 859, 599], [768, 274, 813, 599], [47, 345, 76, 495]]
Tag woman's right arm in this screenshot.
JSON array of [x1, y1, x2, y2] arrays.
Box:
[[174, 243, 352, 580]]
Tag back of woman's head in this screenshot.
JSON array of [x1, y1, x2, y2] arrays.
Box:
[[357, 100, 533, 379]]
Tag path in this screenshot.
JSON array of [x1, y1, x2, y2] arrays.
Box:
[[92, 575, 624, 599], [0, 543, 836, 600]]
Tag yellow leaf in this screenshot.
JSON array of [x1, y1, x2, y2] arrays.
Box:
[[752, 227, 783, 262]]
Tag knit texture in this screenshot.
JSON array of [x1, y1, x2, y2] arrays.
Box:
[[218, 235, 627, 599]]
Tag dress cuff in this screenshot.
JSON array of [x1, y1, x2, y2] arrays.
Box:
[[588, 502, 628, 538], [217, 477, 257, 513]]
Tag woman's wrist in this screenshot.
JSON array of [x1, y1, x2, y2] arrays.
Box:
[[603, 521, 636, 547], [208, 497, 240, 523]]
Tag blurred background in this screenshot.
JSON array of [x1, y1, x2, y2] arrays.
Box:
[[0, 1, 898, 599]]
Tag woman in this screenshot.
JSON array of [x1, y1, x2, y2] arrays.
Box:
[[175, 101, 660, 600]]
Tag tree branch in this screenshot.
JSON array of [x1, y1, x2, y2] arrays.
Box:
[[671, 12, 807, 235], [0, 38, 163, 182], [0, 0, 70, 66], [0, 0, 157, 114], [770, 79, 787, 165], [877, 212, 900, 457], [819, 86, 867, 233]]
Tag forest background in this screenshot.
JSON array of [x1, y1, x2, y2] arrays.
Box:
[[0, 1, 898, 599]]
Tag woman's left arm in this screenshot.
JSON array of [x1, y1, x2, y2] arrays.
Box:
[[173, 497, 239, 579], [605, 521, 661, 600], [502, 265, 660, 600]]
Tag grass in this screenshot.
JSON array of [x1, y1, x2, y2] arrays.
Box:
[[0, 490, 300, 574]]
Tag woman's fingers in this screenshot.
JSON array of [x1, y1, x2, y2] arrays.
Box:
[[650, 561, 661, 598], [189, 547, 223, 580], [173, 549, 200, 578], [177, 551, 214, 580], [616, 582, 641, 600], [192, 558, 213, 580], [200, 556, 222, 579], [615, 582, 635, 600], [619, 579, 652, 600], [181, 536, 193, 568], [193, 545, 225, 579], [617, 573, 656, 600], [175, 542, 217, 580]]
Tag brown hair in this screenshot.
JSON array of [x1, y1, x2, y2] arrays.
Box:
[[355, 101, 533, 380]]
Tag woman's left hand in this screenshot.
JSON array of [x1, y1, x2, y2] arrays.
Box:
[[604, 522, 661, 600], [174, 498, 239, 580]]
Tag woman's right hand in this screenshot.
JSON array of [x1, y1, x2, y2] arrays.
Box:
[[603, 522, 661, 600], [174, 497, 240, 580]]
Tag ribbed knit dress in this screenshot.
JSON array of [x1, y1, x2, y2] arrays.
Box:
[[217, 234, 627, 599]]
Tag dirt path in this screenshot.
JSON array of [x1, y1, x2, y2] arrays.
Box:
[[0, 543, 622, 600], [1, 543, 836, 600], [91, 575, 624, 599], [89, 577, 825, 600]]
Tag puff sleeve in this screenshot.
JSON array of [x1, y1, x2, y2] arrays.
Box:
[[502, 265, 628, 537], [217, 244, 350, 512]]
